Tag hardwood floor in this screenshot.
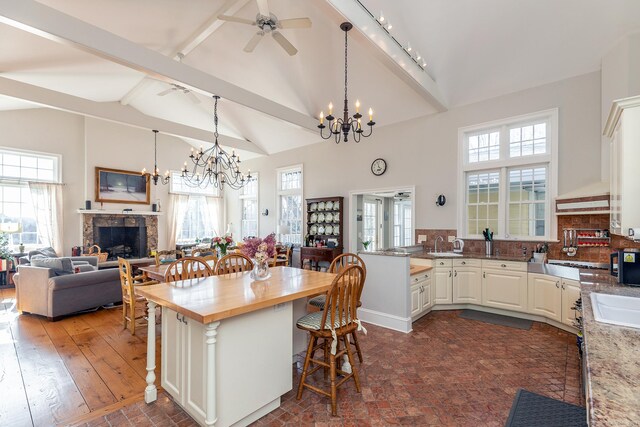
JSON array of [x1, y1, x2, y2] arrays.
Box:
[[0, 287, 160, 427]]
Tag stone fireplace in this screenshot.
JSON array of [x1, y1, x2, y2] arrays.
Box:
[[82, 213, 158, 260]]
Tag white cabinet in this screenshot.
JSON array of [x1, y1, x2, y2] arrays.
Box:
[[481, 264, 528, 313], [605, 97, 640, 234], [528, 273, 562, 322], [453, 264, 482, 304], [410, 271, 432, 321], [434, 266, 453, 304], [561, 279, 581, 327]]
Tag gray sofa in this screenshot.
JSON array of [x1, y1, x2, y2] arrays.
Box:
[[14, 256, 122, 321]]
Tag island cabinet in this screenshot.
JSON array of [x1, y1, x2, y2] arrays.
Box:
[[452, 259, 482, 304], [527, 274, 581, 328], [481, 260, 528, 313], [561, 279, 581, 327]]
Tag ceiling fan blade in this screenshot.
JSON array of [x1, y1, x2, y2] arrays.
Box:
[[272, 31, 297, 56], [186, 91, 201, 104], [157, 88, 174, 96], [218, 15, 256, 26], [244, 32, 264, 53], [256, 0, 270, 17], [278, 18, 312, 29]]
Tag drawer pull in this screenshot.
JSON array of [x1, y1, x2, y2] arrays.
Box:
[[555, 281, 560, 289], [461, 261, 466, 265], [501, 264, 507, 268]]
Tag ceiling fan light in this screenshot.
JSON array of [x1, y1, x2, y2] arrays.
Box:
[[386, 22, 393, 31], [378, 11, 385, 23], [406, 42, 412, 52]]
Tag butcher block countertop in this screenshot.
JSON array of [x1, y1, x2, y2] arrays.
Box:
[[409, 265, 432, 275], [136, 266, 335, 324]]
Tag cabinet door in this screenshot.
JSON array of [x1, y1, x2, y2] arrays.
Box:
[[561, 279, 581, 327], [161, 307, 184, 403], [527, 273, 561, 321], [453, 267, 481, 303], [410, 284, 422, 318], [434, 268, 453, 304], [482, 269, 528, 312], [183, 315, 207, 420], [421, 280, 433, 311]]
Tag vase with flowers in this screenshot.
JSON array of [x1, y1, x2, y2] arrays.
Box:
[[212, 235, 233, 257], [241, 233, 276, 281]]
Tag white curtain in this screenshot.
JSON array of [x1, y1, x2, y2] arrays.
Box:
[[28, 182, 64, 255], [167, 193, 189, 249], [206, 196, 224, 237]]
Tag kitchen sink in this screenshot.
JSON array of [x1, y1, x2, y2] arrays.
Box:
[[427, 252, 463, 257], [590, 293, 640, 329]]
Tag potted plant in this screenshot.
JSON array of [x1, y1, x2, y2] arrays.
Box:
[[0, 233, 11, 272], [533, 242, 549, 263], [361, 240, 372, 251]]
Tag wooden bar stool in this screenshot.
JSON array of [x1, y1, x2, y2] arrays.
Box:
[[118, 257, 159, 335], [296, 265, 366, 416]]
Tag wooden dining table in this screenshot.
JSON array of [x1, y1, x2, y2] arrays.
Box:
[[138, 259, 216, 282]]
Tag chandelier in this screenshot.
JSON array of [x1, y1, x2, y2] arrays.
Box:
[[181, 95, 251, 190], [318, 22, 375, 143], [142, 130, 170, 186]]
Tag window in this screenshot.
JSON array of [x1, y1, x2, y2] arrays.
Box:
[[0, 148, 60, 248], [239, 174, 258, 239], [363, 199, 378, 250], [393, 200, 412, 247], [458, 110, 557, 240], [170, 172, 221, 243], [277, 165, 303, 245]]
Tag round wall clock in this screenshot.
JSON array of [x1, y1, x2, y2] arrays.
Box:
[[371, 158, 387, 176]]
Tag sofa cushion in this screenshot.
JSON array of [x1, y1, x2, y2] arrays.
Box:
[[30, 257, 74, 276], [76, 264, 97, 273], [28, 247, 58, 259]]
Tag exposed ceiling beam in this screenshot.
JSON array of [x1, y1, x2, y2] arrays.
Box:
[[0, 76, 266, 155], [321, 0, 448, 112], [120, 0, 252, 106], [0, 0, 319, 132]]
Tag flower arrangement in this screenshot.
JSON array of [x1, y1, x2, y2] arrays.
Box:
[[361, 239, 372, 251], [212, 235, 234, 256], [241, 233, 276, 262]]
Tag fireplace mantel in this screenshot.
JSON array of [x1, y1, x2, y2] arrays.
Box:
[[77, 209, 162, 216]]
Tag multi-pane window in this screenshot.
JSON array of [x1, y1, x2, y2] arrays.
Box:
[[0, 148, 60, 249], [459, 110, 557, 240], [393, 200, 412, 247], [277, 165, 302, 245], [363, 200, 378, 250], [170, 171, 219, 196], [170, 172, 220, 243], [239, 174, 258, 239]]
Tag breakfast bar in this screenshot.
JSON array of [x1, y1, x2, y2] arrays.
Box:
[[136, 267, 335, 427]]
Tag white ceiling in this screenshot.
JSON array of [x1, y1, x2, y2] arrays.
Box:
[[0, 0, 639, 157]]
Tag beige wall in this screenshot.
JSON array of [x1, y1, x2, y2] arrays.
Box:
[[227, 71, 603, 248], [0, 108, 193, 254]]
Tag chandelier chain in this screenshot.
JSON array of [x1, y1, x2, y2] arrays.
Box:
[[344, 28, 348, 105]]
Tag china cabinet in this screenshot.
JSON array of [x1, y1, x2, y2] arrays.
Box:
[[301, 196, 343, 270]]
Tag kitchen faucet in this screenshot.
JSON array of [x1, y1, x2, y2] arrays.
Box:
[[434, 236, 444, 253]]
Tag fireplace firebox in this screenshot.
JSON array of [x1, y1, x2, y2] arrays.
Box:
[[97, 225, 147, 260]]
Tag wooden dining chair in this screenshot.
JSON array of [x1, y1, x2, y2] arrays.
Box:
[[215, 253, 254, 275], [193, 250, 218, 266], [269, 245, 291, 267], [296, 265, 365, 416], [154, 249, 184, 266], [164, 257, 213, 284], [118, 257, 158, 335], [307, 253, 367, 362]]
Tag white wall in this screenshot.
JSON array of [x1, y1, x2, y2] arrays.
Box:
[[0, 108, 193, 254], [227, 71, 602, 248]]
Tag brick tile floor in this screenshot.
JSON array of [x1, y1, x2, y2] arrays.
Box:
[[79, 310, 582, 426]]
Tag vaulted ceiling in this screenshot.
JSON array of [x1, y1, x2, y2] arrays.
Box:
[[0, 0, 639, 158]]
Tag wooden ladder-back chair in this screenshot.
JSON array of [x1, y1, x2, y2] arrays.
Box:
[[307, 253, 367, 362], [154, 249, 184, 266], [164, 257, 213, 284], [118, 257, 158, 335], [214, 253, 254, 275], [296, 265, 366, 415], [269, 245, 291, 267]]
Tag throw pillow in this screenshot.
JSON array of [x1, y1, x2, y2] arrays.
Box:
[[30, 257, 75, 276]]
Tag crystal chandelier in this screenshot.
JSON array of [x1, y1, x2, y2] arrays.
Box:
[[142, 130, 170, 185], [181, 96, 251, 190], [318, 22, 375, 143]]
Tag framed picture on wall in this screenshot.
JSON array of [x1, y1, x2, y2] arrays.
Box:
[[95, 167, 150, 204]]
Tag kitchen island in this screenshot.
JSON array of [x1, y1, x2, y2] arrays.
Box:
[[136, 267, 335, 427]]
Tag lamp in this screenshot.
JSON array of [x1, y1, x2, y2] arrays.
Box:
[[142, 130, 170, 186], [181, 96, 251, 190], [318, 22, 375, 144]]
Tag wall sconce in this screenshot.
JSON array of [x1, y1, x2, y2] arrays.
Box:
[[261, 209, 269, 216], [435, 195, 446, 206]]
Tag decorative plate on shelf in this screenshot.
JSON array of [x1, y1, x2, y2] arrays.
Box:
[[334, 201, 340, 210], [317, 213, 325, 222], [325, 201, 334, 211], [310, 225, 317, 235], [309, 202, 317, 211], [333, 227, 340, 236], [334, 212, 340, 222], [318, 201, 325, 211], [325, 225, 333, 235], [318, 225, 326, 234], [325, 212, 333, 222], [310, 213, 318, 223]]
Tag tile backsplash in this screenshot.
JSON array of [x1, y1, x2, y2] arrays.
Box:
[[416, 213, 640, 263]]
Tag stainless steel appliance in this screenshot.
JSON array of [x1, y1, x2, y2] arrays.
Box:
[[610, 248, 640, 286]]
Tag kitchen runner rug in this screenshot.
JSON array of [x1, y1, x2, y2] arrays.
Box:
[[458, 310, 532, 330], [505, 389, 587, 427]]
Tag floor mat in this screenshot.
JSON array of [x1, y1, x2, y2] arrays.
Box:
[[505, 389, 587, 427], [458, 309, 532, 330]]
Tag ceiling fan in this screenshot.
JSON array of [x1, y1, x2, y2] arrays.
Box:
[[219, 0, 311, 56], [157, 83, 201, 104]]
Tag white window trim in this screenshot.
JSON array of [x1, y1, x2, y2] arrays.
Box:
[[0, 146, 62, 184], [239, 172, 259, 239], [276, 164, 303, 242], [457, 109, 558, 241], [169, 170, 221, 197]]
